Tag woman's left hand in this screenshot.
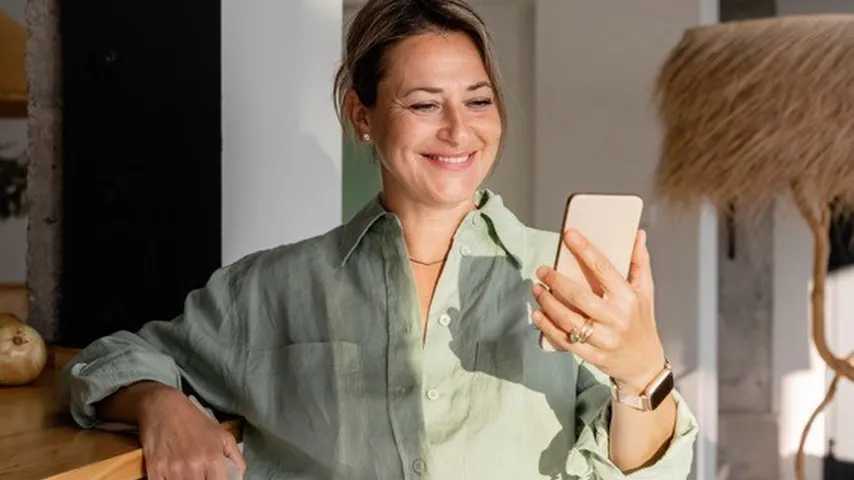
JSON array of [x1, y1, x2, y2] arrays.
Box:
[[531, 228, 666, 394]]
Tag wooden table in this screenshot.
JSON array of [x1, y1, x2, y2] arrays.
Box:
[[0, 347, 241, 480]]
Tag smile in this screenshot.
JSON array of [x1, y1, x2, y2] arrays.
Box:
[[421, 152, 476, 170]]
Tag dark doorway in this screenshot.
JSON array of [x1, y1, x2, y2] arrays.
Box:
[[60, 1, 221, 346], [829, 212, 854, 273], [825, 440, 854, 480]]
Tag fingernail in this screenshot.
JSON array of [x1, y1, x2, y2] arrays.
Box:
[[565, 229, 583, 246], [536, 266, 550, 279], [532, 284, 544, 296]]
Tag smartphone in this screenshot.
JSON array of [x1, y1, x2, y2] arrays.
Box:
[[539, 193, 644, 351]]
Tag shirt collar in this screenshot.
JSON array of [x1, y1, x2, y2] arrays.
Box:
[[338, 188, 525, 268], [475, 188, 525, 268], [338, 194, 390, 266]]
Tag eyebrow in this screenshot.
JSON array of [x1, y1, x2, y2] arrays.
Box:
[[402, 81, 493, 97]]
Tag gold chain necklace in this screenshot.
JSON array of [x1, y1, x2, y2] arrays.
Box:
[[408, 256, 447, 266]]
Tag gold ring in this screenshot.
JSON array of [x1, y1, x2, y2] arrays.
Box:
[[569, 319, 594, 344]]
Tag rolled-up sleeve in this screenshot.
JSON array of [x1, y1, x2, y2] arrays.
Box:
[[566, 361, 699, 479], [59, 262, 248, 429]]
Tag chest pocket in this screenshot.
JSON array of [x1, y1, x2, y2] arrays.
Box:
[[246, 341, 364, 438], [474, 327, 578, 399], [474, 328, 529, 384], [244, 341, 371, 476]]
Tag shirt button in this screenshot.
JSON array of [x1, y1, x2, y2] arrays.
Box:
[[459, 244, 471, 256], [426, 389, 440, 401], [412, 458, 426, 475], [438, 313, 451, 327]]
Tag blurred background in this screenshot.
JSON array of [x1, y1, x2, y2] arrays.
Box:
[[1, 1, 853, 479]]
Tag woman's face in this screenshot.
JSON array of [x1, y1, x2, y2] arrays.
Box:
[[359, 31, 503, 208]]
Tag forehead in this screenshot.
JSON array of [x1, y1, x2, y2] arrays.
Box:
[[380, 31, 489, 91]]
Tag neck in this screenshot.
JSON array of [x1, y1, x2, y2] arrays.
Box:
[[380, 187, 477, 264]]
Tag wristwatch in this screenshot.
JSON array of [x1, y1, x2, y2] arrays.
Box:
[[610, 358, 674, 411]]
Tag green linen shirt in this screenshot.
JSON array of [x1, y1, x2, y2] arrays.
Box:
[[62, 189, 698, 479]]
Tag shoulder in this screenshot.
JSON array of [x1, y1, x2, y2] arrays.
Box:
[[517, 225, 560, 277], [223, 223, 348, 287], [524, 225, 560, 250]]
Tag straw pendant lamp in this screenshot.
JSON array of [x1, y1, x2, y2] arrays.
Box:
[[0, 9, 27, 118], [654, 15, 854, 480]]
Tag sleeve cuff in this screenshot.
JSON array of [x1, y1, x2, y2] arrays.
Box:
[[63, 349, 183, 429], [567, 389, 699, 479]]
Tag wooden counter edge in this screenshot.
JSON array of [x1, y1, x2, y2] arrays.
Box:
[[44, 419, 244, 480]]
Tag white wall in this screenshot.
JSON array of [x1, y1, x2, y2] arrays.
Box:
[[0, 0, 28, 284], [773, 195, 825, 480], [475, 0, 534, 223], [221, 0, 343, 264], [533, 2, 718, 479], [827, 264, 854, 462]]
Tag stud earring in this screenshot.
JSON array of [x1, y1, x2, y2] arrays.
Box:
[[362, 133, 371, 143]]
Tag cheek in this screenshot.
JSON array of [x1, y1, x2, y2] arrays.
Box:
[[474, 112, 503, 143], [383, 118, 434, 155]]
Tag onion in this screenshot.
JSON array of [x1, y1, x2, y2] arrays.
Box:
[[0, 313, 48, 386]]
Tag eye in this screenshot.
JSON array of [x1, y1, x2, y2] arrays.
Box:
[[410, 103, 439, 112], [467, 97, 494, 109]]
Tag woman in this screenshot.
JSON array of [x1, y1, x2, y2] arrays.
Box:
[[62, 1, 698, 478]]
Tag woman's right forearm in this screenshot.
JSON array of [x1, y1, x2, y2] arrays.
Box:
[[94, 381, 179, 425]]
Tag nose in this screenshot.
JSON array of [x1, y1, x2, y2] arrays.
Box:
[[437, 104, 471, 147]]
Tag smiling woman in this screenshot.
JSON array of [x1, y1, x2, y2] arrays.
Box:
[[61, 1, 698, 479], [346, 31, 501, 209]]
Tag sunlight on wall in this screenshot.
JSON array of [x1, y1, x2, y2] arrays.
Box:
[[827, 264, 854, 462], [777, 275, 827, 480], [778, 263, 854, 467], [779, 352, 827, 459]]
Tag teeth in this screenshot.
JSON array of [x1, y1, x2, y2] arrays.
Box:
[[428, 154, 470, 164]]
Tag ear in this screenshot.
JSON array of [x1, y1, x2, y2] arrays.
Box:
[[344, 89, 371, 139]]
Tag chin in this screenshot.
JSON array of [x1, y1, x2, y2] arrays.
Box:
[[427, 180, 482, 206]]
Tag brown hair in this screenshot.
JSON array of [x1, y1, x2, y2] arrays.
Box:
[[333, 0, 506, 136]]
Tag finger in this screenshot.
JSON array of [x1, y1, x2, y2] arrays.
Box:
[[628, 229, 654, 295], [532, 309, 604, 365], [536, 266, 620, 326], [223, 435, 247, 474], [532, 283, 615, 350], [562, 229, 633, 299], [144, 457, 163, 480]]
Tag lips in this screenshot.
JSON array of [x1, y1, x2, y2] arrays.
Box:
[[423, 153, 471, 164]]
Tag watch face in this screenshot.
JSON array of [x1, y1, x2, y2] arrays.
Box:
[[650, 372, 675, 410]]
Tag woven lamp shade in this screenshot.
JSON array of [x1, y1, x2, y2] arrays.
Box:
[[655, 15, 854, 222], [0, 9, 27, 117]]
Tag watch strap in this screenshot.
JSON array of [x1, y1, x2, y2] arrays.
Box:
[[611, 358, 674, 411]]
